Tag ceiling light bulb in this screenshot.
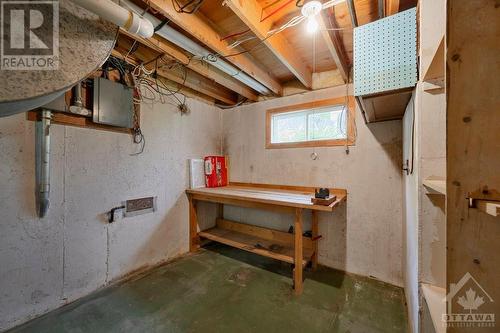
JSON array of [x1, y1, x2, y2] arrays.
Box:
[[306, 17, 319, 33], [301, 0, 323, 17]]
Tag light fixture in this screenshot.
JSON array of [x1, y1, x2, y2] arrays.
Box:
[[301, 1, 322, 34]]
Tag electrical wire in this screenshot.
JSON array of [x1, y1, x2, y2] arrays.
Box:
[[172, 0, 205, 14]]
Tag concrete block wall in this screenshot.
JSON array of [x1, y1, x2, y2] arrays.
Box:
[[0, 98, 221, 331], [222, 85, 404, 287]]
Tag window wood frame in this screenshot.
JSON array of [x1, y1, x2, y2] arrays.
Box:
[[266, 96, 356, 149]]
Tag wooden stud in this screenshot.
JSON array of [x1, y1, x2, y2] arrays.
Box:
[[294, 208, 304, 295], [318, 13, 349, 83], [311, 210, 319, 271], [224, 0, 312, 89], [188, 195, 200, 252], [216, 203, 224, 220], [145, 0, 282, 95]]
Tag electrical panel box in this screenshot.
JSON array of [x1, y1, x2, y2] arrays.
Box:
[[93, 77, 134, 128]]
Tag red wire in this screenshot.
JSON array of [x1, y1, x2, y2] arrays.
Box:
[[260, 0, 295, 22], [220, 29, 250, 41]]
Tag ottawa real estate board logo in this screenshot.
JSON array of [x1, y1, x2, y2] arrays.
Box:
[[1, 0, 59, 70], [443, 272, 495, 328]]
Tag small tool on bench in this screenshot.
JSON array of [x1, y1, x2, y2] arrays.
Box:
[[311, 188, 337, 206]]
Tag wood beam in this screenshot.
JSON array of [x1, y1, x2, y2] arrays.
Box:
[[224, 0, 312, 89], [119, 29, 259, 101], [318, 13, 349, 82], [144, 0, 282, 95], [378, 0, 385, 19], [386, 0, 399, 16], [346, 0, 358, 27]]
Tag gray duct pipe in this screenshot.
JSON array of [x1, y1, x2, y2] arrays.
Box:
[[119, 0, 271, 95], [35, 110, 52, 218]]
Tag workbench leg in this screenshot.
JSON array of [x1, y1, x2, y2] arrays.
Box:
[[216, 203, 224, 221], [188, 196, 199, 252], [311, 210, 319, 271], [294, 208, 303, 295]]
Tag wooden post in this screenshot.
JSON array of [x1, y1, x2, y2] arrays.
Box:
[[294, 208, 303, 295], [311, 210, 319, 271], [188, 195, 199, 252], [216, 203, 224, 220]]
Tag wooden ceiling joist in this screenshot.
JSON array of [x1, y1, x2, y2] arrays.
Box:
[[346, 0, 359, 27], [119, 29, 259, 101], [318, 13, 349, 83], [113, 39, 238, 105], [378, 0, 385, 18], [224, 0, 312, 89], [144, 0, 283, 96], [111, 49, 216, 105], [156, 63, 237, 105], [386, 0, 399, 16]]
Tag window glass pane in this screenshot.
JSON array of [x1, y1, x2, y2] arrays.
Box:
[[308, 108, 347, 141], [270, 104, 347, 144], [272, 111, 307, 143]]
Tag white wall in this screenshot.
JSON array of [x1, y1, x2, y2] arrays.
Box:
[[402, 2, 447, 332], [222, 85, 404, 287], [0, 98, 221, 331], [402, 92, 419, 333]]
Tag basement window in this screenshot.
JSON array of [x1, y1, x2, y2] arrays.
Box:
[[266, 96, 355, 149]]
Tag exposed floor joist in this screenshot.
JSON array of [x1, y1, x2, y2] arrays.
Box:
[[111, 48, 228, 105], [379, 0, 386, 18], [119, 30, 259, 101], [224, 0, 312, 89], [386, 0, 400, 16], [318, 13, 349, 83], [347, 0, 359, 27], [144, 0, 283, 96]]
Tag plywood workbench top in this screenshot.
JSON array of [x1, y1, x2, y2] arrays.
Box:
[[186, 183, 347, 212]]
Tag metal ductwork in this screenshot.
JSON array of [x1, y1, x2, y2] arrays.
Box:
[[70, 0, 154, 38], [35, 110, 52, 218], [119, 0, 271, 95]]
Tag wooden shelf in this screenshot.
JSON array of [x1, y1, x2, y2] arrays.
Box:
[[421, 283, 446, 333], [476, 200, 500, 217], [422, 36, 445, 87], [199, 219, 313, 267], [357, 89, 413, 123], [423, 177, 446, 195]]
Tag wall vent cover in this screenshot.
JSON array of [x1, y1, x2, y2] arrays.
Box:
[[123, 197, 157, 217]]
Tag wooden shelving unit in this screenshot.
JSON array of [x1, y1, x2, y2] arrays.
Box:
[[476, 201, 500, 217], [199, 219, 314, 268], [422, 36, 445, 91], [423, 177, 446, 195], [421, 283, 446, 333]]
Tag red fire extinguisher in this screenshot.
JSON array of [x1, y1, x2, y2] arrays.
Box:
[[204, 156, 228, 188]]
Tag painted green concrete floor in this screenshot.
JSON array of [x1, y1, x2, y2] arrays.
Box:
[[9, 243, 408, 333]]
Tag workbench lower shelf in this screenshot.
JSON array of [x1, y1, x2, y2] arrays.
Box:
[[199, 219, 313, 268]]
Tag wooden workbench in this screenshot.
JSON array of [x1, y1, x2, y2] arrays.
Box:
[[185, 182, 347, 295]]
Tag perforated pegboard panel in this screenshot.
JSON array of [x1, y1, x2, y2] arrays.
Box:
[[354, 8, 417, 96]]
